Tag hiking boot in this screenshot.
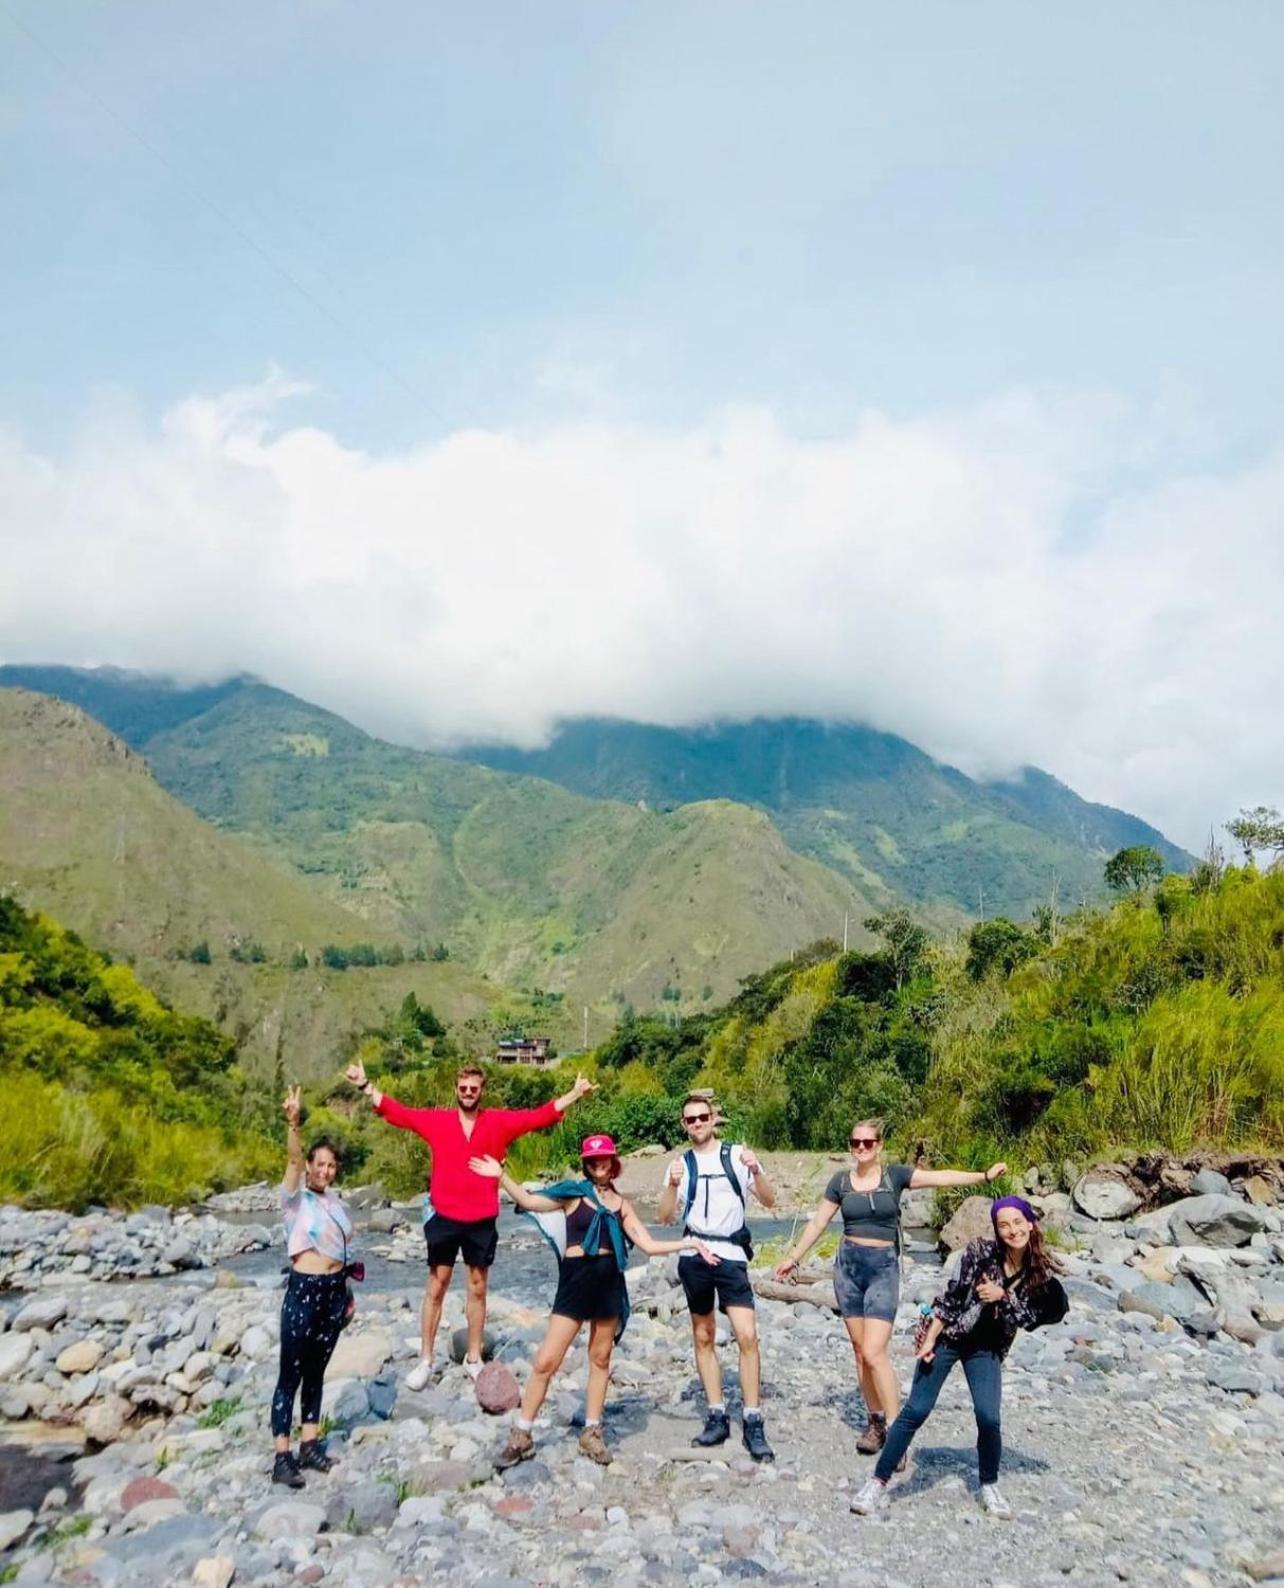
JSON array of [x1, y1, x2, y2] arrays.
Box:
[[979, 1483, 1012, 1519], [494, 1427, 535, 1470], [297, 1439, 334, 1473], [855, 1413, 887, 1454], [577, 1425, 613, 1466], [691, 1409, 731, 1447], [271, 1451, 305, 1489], [741, 1415, 774, 1463], [849, 1476, 889, 1515]]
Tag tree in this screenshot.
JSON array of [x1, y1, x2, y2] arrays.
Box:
[[1103, 846, 1165, 895], [862, 910, 929, 990], [965, 918, 1036, 981], [1225, 806, 1284, 866]]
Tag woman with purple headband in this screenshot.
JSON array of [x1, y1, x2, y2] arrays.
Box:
[[851, 1195, 1069, 1520]]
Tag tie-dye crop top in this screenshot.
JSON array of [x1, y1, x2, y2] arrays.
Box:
[[280, 1182, 353, 1263]]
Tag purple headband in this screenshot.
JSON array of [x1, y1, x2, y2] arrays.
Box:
[[990, 1195, 1039, 1227]]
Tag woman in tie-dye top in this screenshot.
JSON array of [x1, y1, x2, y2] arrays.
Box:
[[269, 1086, 355, 1489]]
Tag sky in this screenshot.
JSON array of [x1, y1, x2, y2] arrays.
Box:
[[1, 1, 1282, 851]]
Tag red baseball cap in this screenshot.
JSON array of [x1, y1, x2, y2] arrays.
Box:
[[580, 1134, 619, 1158]]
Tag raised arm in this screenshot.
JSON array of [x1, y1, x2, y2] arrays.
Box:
[[345, 1059, 384, 1111], [282, 1086, 303, 1196], [468, 1155, 567, 1213], [657, 1156, 685, 1225], [773, 1196, 840, 1278], [741, 1146, 776, 1210], [619, 1201, 717, 1264], [910, 1160, 1007, 1191], [553, 1073, 597, 1114]]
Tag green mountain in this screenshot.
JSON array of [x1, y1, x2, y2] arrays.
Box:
[[0, 688, 528, 1078], [457, 717, 1193, 918], [0, 671, 884, 1029]]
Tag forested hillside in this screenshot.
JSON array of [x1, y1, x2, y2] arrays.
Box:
[[0, 895, 278, 1207]]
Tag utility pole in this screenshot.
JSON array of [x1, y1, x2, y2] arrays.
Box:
[[843, 911, 849, 952], [582, 1006, 589, 1052], [1048, 872, 1059, 947], [978, 885, 986, 921]]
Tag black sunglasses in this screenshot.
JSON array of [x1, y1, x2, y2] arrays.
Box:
[[683, 1111, 712, 1125], [849, 1137, 879, 1149]]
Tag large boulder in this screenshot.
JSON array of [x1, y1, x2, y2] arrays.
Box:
[[449, 1326, 495, 1364], [1072, 1169, 1142, 1221], [81, 1394, 132, 1444], [899, 1188, 936, 1231], [1167, 1194, 1272, 1248], [0, 1332, 35, 1382], [12, 1295, 68, 1332], [254, 1500, 327, 1539], [1177, 1252, 1264, 1343], [327, 1327, 391, 1380], [1190, 1168, 1232, 1197], [474, 1361, 521, 1414], [937, 1196, 994, 1253], [1119, 1278, 1203, 1324]]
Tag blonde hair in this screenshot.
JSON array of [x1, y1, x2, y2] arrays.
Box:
[[851, 1118, 885, 1141]]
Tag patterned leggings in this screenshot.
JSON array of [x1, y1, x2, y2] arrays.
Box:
[[270, 1269, 347, 1437]]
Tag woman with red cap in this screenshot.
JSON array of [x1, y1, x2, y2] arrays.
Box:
[[471, 1133, 718, 1467]]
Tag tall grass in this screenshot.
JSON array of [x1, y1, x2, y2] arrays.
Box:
[[0, 1072, 278, 1210]]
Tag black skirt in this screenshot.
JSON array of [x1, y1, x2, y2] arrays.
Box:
[[551, 1253, 626, 1322]]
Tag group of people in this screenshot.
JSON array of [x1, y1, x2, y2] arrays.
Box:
[[270, 1066, 1068, 1517]]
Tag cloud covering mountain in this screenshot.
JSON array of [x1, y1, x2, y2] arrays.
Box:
[[2, 376, 1280, 852]]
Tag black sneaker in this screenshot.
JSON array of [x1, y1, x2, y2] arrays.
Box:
[[742, 1416, 774, 1463], [271, 1451, 305, 1489], [691, 1409, 731, 1447], [297, 1439, 334, 1473]]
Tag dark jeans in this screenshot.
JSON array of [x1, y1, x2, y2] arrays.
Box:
[[875, 1340, 1003, 1485], [270, 1269, 347, 1437]]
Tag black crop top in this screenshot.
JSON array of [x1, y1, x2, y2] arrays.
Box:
[[565, 1197, 601, 1251], [823, 1163, 914, 1242]]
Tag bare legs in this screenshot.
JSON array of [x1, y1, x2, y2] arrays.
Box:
[[690, 1307, 761, 1408], [419, 1261, 491, 1365], [516, 1313, 617, 1425], [464, 1264, 489, 1362], [844, 1315, 899, 1421]]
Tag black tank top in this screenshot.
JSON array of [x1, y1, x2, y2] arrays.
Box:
[[565, 1198, 599, 1251]]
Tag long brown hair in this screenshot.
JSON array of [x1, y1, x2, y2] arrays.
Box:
[[1011, 1222, 1063, 1288]]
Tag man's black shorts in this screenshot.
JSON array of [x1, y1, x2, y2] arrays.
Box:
[[423, 1213, 499, 1270], [678, 1254, 756, 1315]]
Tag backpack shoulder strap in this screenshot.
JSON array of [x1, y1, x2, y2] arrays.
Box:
[[722, 1142, 746, 1207]]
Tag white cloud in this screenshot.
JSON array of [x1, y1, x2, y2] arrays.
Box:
[[1, 378, 1280, 851]]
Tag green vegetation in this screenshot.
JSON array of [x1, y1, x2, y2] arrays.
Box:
[[197, 1396, 243, 1428], [0, 896, 277, 1208]]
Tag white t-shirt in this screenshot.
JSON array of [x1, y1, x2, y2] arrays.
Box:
[[664, 1143, 754, 1265]]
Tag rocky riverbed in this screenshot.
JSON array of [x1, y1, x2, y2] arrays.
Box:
[[2, 1176, 1283, 1588]]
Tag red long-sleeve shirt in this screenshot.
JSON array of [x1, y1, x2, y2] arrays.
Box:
[[374, 1094, 562, 1221]]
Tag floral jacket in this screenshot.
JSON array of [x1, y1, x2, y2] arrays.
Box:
[[932, 1237, 1069, 1358]]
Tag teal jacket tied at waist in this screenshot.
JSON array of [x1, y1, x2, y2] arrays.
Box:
[[523, 1178, 633, 1340]]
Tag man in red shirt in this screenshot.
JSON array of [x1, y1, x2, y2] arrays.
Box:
[[346, 1059, 595, 1387]]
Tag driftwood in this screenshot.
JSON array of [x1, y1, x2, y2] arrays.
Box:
[[752, 1276, 837, 1311]]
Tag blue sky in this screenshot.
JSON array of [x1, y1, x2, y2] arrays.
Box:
[[5, 2, 1282, 454], [1, 2, 1282, 849]]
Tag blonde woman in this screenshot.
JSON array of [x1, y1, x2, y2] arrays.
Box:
[[774, 1119, 1005, 1456]]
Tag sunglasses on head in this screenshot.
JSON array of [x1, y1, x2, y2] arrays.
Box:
[[683, 1111, 712, 1125], [849, 1137, 879, 1149]]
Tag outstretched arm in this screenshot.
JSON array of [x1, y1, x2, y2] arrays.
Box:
[[282, 1086, 303, 1196], [553, 1074, 597, 1113], [345, 1059, 384, 1111], [468, 1155, 566, 1213], [773, 1198, 840, 1278], [910, 1161, 1007, 1190], [620, 1202, 718, 1264]]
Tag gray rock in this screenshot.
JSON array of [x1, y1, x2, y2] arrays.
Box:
[[0, 1332, 35, 1381], [368, 1374, 398, 1419], [327, 1479, 400, 1533], [1189, 1168, 1232, 1197], [0, 1509, 34, 1551], [449, 1326, 495, 1364], [326, 1378, 370, 1427], [1072, 1170, 1143, 1221], [1205, 1360, 1265, 1395], [253, 1499, 328, 1538], [1167, 1194, 1271, 1248], [1119, 1279, 1203, 1324], [12, 1296, 68, 1332], [937, 1196, 993, 1253]]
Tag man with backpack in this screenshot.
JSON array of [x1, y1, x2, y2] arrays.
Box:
[[657, 1092, 777, 1461]]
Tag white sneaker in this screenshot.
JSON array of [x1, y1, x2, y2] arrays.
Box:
[[979, 1484, 1012, 1519], [405, 1357, 435, 1391], [463, 1356, 484, 1381], [850, 1477, 889, 1515]]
